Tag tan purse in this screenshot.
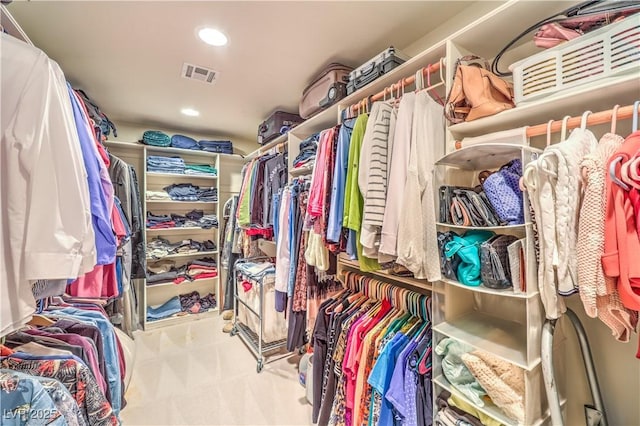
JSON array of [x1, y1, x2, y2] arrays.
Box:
[[445, 55, 515, 124]]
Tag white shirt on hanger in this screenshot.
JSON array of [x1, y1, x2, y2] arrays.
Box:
[[0, 34, 95, 336]]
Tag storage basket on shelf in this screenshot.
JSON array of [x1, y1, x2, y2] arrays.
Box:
[[511, 16, 640, 105]]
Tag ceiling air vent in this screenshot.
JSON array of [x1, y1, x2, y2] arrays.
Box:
[[181, 62, 218, 84]]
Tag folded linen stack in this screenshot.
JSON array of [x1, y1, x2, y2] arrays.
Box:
[[185, 164, 218, 176], [196, 186, 218, 202], [163, 183, 199, 201], [146, 212, 175, 229], [147, 155, 185, 174], [146, 257, 218, 285], [293, 133, 319, 169], [145, 237, 217, 259], [146, 190, 172, 201], [198, 140, 233, 154]]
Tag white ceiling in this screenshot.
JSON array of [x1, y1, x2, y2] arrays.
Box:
[[8, 1, 473, 146]]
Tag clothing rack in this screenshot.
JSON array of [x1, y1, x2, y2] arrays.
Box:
[[526, 103, 640, 137], [0, 5, 33, 45], [347, 59, 444, 116], [342, 270, 431, 321]]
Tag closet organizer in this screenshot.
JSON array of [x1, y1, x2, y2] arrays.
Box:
[[1, 8, 135, 424], [243, 2, 639, 425]]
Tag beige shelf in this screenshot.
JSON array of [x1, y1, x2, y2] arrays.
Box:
[[146, 199, 216, 204], [147, 250, 218, 261], [338, 254, 438, 295], [146, 226, 217, 234], [435, 143, 541, 170], [447, 74, 639, 139], [245, 133, 288, 160], [439, 278, 537, 299], [436, 222, 530, 231], [144, 308, 218, 330], [146, 172, 218, 180], [433, 311, 537, 370], [289, 165, 314, 177], [146, 276, 219, 290]]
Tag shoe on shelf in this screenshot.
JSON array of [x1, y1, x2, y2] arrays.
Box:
[[222, 323, 234, 333], [222, 310, 233, 321]]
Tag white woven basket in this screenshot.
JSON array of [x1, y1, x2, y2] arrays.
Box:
[[512, 16, 640, 105]]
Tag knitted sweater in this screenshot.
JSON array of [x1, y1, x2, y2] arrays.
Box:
[[577, 133, 637, 342]]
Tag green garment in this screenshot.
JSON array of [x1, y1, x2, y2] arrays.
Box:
[[185, 164, 217, 175], [343, 113, 380, 272], [237, 160, 256, 226]]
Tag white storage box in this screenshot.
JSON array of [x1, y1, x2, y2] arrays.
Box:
[[512, 16, 640, 104]]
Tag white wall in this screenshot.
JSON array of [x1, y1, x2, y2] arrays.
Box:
[[109, 120, 256, 156]]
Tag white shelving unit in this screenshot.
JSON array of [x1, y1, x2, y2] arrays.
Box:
[[105, 140, 244, 330]]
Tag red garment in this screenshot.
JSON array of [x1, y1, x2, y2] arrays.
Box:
[[602, 131, 640, 358], [148, 221, 176, 229], [112, 204, 127, 244], [68, 263, 118, 298], [191, 272, 218, 280], [245, 227, 273, 238], [0, 345, 14, 356]]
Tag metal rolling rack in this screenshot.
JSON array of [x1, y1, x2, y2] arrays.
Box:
[[229, 255, 289, 373]]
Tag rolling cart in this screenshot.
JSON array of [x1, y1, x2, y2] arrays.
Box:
[[230, 257, 289, 372]]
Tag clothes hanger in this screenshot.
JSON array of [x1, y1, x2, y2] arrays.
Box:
[[561, 114, 571, 141], [580, 110, 592, 130], [608, 101, 639, 190], [619, 101, 640, 188], [26, 314, 56, 327]]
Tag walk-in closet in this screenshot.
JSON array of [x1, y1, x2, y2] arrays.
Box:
[[2, 1, 639, 425]]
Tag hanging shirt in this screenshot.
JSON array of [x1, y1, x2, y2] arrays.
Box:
[[68, 84, 117, 265], [397, 92, 444, 280], [327, 119, 356, 243], [380, 92, 416, 261], [343, 114, 380, 272], [359, 102, 397, 260], [1, 34, 95, 337]]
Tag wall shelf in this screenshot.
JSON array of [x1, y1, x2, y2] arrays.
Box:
[[146, 200, 216, 205], [146, 276, 219, 289], [146, 226, 218, 234], [434, 311, 537, 370], [439, 278, 537, 299], [436, 222, 530, 231], [147, 250, 218, 261], [146, 172, 218, 180]]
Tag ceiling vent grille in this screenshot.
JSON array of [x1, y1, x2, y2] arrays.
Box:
[[181, 62, 218, 84]]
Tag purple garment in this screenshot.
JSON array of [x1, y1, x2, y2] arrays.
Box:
[[67, 83, 116, 266], [23, 328, 108, 396], [386, 339, 419, 426]]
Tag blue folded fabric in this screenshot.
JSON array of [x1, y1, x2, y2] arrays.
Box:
[[147, 296, 182, 321], [171, 134, 200, 150], [198, 140, 233, 154]]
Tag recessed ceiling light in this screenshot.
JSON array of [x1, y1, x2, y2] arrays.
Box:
[[181, 108, 200, 117], [198, 27, 228, 46]]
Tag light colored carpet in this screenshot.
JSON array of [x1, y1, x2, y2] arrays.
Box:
[[120, 315, 312, 425]]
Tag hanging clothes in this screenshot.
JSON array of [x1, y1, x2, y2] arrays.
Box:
[[396, 92, 444, 281], [1, 33, 96, 337]]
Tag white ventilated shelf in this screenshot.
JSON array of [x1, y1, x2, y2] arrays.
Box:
[[103, 140, 143, 150], [146, 172, 218, 180], [147, 250, 218, 261], [436, 222, 530, 231], [146, 200, 217, 204], [144, 308, 218, 330], [439, 278, 537, 299], [447, 74, 639, 138], [433, 311, 537, 370], [436, 143, 541, 170], [146, 226, 217, 234], [146, 276, 219, 290]]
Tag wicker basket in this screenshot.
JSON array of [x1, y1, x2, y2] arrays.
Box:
[[512, 17, 640, 105]]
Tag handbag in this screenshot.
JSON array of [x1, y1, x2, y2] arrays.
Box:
[[443, 186, 503, 227], [480, 234, 518, 289], [444, 55, 515, 124], [445, 230, 495, 287], [480, 159, 525, 225], [438, 231, 461, 281]]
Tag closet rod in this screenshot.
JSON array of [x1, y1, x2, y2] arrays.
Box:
[[348, 59, 443, 113], [526, 104, 639, 137]]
